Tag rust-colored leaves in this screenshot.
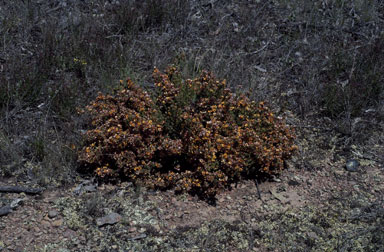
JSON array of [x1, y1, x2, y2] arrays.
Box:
[[78, 66, 297, 198]]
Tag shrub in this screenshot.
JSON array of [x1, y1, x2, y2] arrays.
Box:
[[78, 66, 297, 198], [77, 79, 181, 182]]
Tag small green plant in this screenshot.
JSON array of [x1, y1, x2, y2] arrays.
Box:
[[30, 136, 46, 161], [78, 66, 297, 198]]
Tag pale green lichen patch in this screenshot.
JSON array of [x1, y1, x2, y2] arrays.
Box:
[[108, 189, 160, 227], [256, 193, 383, 251], [157, 220, 253, 251], [46, 177, 384, 252], [55, 196, 89, 231]]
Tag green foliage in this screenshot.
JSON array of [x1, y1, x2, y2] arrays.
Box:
[[79, 66, 297, 198]]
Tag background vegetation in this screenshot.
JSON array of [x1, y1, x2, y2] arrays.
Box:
[[0, 0, 383, 251], [1, 0, 383, 183]]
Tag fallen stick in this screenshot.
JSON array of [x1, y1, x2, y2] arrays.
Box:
[[254, 179, 263, 203], [0, 185, 44, 195], [127, 234, 147, 241]]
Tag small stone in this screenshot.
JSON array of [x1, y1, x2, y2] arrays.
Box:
[[307, 231, 319, 240], [83, 185, 97, 193], [288, 180, 300, 186], [41, 220, 51, 228], [153, 224, 161, 232], [63, 229, 77, 239], [139, 227, 146, 233], [73, 185, 83, 195], [293, 175, 301, 181], [73, 180, 97, 195], [48, 210, 59, 219], [10, 198, 23, 209], [96, 212, 122, 227], [128, 226, 137, 233], [346, 159, 359, 172], [52, 219, 64, 227], [25, 237, 34, 246], [334, 170, 344, 176]]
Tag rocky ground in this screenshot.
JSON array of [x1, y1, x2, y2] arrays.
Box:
[[1, 116, 383, 252]]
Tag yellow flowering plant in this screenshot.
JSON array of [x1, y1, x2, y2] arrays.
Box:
[[78, 66, 297, 199], [78, 79, 182, 183]]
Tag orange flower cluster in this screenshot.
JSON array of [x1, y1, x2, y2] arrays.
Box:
[[78, 79, 181, 182], [152, 67, 297, 197], [79, 66, 297, 199]]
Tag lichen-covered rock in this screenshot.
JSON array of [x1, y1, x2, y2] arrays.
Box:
[[96, 212, 122, 227]]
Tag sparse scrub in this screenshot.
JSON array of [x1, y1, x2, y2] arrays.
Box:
[[78, 66, 297, 198], [0, 1, 383, 251], [2, 0, 382, 178], [0, 0, 381, 187]]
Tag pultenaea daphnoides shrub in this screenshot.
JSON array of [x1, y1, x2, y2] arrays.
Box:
[[78, 66, 297, 198]]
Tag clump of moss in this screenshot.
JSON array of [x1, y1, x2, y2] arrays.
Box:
[[78, 66, 297, 198]]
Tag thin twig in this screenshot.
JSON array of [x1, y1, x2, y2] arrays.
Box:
[[254, 179, 263, 203], [291, 125, 332, 131]]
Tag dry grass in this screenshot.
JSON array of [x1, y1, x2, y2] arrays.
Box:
[[0, 0, 383, 249], [1, 0, 383, 189]]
